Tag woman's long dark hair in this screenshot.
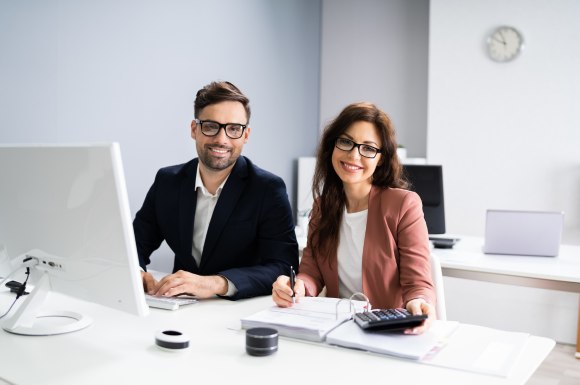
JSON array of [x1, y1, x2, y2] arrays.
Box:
[[309, 102, 408, 265]]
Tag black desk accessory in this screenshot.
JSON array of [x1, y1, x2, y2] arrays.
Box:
[[246, 327, 278, 356], [429, 236, 460, 249]]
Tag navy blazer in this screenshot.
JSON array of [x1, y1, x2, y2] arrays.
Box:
[[133, 156, 299, 299]]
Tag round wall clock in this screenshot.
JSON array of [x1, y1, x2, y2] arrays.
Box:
[[486, 26, 524, 62]]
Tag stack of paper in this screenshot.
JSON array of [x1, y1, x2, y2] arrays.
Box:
[[241, 297, 367, 342]]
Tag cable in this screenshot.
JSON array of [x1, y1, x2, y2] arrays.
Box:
[[0, 257, 37, 320], [0, 267, 30, 320], [0, 256, 39, 287], [0, 298, 19, 319], [16, 267, 31, 299]]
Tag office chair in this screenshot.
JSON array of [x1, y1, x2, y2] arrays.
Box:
[[429, 252, 447, 320]]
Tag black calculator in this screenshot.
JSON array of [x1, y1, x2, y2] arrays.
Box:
[[353, 309, 427, 331]]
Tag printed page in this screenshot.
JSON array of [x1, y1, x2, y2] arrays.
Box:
[[270, 296, 367, 318]]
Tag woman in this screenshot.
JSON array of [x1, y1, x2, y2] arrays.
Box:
[[272, 102, 436, 334]]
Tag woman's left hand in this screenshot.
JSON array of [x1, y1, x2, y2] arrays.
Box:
[[404, 298, 434, 335]]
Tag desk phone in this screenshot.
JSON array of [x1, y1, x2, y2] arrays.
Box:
[[354, 309, 427, 331]]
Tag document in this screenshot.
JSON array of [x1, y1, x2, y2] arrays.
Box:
[[326, 321, 529, 377], [422, 323, 530, 377], [242, 299, 531, 377], [241, 297, 367, 342], [326, 319, 459, 360]]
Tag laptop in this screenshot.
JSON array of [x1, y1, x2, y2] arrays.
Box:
[[483, 210, 564, 257]]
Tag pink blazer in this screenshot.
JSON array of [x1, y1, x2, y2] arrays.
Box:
[[298, 186, 435, 310]]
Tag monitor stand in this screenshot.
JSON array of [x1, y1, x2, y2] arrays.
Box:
[[2, 271, 92, 336]]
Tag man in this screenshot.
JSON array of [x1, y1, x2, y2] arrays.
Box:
[[133, 81, 298, 300]]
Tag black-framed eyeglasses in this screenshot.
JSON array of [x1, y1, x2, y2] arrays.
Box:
[[335, 137, 382, 159], [195, 119, 247, 139]]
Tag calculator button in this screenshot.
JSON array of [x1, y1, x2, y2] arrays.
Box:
[[358, 314, 370, 322], [391, 309, 404, 317]]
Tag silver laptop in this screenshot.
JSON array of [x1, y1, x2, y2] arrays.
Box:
[[483, 210, 564, 257]]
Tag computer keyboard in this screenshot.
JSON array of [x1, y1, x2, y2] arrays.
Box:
[[145, 294, 198, 311]]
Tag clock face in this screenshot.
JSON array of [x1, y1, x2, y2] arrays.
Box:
[[487, 26, 524, 62]]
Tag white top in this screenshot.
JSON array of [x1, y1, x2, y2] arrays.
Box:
[[337, 208, 367, 298]]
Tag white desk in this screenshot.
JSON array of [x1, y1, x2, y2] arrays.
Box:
[[0, 291, 553, 385], [433, 236, 580, 358]]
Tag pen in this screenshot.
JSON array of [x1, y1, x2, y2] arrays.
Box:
[[290, 266, 296, 303]]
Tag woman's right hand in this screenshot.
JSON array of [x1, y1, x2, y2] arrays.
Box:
[[272, 275, 305, 307]]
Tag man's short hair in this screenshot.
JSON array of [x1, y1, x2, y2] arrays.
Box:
[[194, 81, 251, 123]]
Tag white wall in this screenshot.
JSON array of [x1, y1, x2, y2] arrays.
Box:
[[428, 0, 580, 244], [320, 0, 429, 158], [429, 0, 580, 344], [0, 0, 322, 272]]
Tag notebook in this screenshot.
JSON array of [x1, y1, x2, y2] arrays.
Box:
[[241, 297, 368, 342], [483, 210, 564, 257]]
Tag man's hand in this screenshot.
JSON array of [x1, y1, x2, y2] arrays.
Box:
[[141, 271, 158, 295], [150, 270, 229, 298]]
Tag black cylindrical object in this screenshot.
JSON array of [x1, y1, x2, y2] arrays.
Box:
[[245, 327, 278, 356]]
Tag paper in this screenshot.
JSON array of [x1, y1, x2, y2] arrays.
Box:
[[326, 319, 459, 360], [242, 299, 532, 378], [241, 297, 367, 342], [422, 323, 529, 377]]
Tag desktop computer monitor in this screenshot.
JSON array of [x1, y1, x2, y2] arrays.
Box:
[[0, 143, 148, 336], [403, 164, 446, 235]]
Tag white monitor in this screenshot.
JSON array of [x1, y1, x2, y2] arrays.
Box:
[[0, 143, 148, 335]]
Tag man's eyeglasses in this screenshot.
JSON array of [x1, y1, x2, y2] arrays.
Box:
[[335, 137, 382, 159], [195, 119, 247, 139]]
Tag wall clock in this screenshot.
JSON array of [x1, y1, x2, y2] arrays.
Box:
[[486, 26, 524, 62]]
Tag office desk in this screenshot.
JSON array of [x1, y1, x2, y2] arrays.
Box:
[[433, 236, 580, 358], [0, 291, 553, 385]]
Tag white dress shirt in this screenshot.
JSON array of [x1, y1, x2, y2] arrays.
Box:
[[192, 165, 237, 296]]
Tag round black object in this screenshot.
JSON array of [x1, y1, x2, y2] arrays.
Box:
[[245, 327, 278, 356], [155, 330, 190, 351]]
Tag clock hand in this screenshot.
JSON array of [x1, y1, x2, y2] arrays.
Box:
[[492, 36, 505, 45], [498, 31, 507, 44]]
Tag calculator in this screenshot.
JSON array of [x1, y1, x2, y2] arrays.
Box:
[[353, 309, 427, 331]]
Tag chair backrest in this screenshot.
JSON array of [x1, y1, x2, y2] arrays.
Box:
[[430, 252, 447, 320]]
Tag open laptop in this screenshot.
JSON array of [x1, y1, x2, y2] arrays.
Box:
[[483, 210, 564, 257]]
